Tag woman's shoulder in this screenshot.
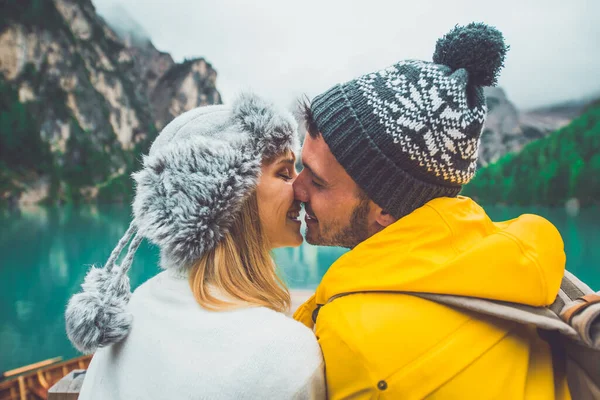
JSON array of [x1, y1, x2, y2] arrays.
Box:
[[251, 307, 313, 335], [247, 308, 324, 389], [249, 307, 322, 358]]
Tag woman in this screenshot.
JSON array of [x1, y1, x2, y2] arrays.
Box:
[[65, 93, 325, 399]]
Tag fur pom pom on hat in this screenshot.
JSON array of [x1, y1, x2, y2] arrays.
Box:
[[66, 93, 298, 354]]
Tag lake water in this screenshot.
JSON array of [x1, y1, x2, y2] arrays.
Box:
[[1, 204, 598, 372]]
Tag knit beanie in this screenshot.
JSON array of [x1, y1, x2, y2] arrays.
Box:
[[65, 92, 298, 354], [311, 23, 508, 219]]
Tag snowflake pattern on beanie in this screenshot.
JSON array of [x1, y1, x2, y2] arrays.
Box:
[[357, 60, 486, 184]]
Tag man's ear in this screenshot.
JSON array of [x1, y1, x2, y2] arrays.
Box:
[[374, 207, 396, 228]]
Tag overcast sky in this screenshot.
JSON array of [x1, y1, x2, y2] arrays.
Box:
[[93, 0, 600, 111]]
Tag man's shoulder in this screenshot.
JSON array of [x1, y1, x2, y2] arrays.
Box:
[[315, 291, 520, 389], [316, 291, 482, 351]]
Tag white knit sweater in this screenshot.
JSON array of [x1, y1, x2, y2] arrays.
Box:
[[78, 270, 325, 400]]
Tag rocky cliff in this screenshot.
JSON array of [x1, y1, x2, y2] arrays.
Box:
[[98, 4, 221, 130], [480, 87, 588, 166], [0, 0, 221, 207]]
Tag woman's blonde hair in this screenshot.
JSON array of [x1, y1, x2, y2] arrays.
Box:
[[189, 155, 292, 313]]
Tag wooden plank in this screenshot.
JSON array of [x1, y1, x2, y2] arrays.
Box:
[[29, 384, 47, 399], [1, 356, 91, 400], [48, 370, 86, 400], [3, 358, 63, 379], [37, 371, 50, 390], [16, 377, 25, 400], [0, 384, 21, 400]]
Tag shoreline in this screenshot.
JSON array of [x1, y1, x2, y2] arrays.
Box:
[[289, 290, 314, 317]]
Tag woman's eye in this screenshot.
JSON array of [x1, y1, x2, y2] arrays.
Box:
[[278, 173, 292, 181]]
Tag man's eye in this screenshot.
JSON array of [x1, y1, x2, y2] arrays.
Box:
[[311, 180, 323, 188]]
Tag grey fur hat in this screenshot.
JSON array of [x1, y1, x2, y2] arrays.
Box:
[[65, 92, 299, 354]]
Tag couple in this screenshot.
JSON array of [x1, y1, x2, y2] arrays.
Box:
[[66, 23, 570, 399]]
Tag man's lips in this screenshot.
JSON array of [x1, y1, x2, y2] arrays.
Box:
[[305, 214, 317, 223], [304, 206, 318, 223]]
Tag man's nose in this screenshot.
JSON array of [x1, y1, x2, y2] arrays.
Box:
[[293, 170, 309, 202]]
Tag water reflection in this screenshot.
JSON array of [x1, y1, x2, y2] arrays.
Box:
[[274, 245, 347, 290], [0, 204, 598, 372], [0, 204, 146, 372]]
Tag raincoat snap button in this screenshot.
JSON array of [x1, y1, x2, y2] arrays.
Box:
[[377, 380, 388, 390]]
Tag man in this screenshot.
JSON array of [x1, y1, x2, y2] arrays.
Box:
[[293, 23, 570, 399]]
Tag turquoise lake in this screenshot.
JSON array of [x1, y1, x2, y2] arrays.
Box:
[[1, 204, 598, 372]]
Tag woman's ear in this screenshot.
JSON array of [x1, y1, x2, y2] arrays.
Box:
[[375, 207, 397, 228]]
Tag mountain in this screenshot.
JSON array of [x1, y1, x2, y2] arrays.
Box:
[[0, 0, 221, 208], [97, 4, 221, 130], [462, 100, 600, 206], [479, 88, 589, 167]]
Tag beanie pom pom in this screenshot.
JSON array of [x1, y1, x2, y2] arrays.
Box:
[[432, 22, 509, 87], [65, 266, 133, 354]]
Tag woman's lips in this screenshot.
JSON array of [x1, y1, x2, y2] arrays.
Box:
[[286, 208, 301, 223]]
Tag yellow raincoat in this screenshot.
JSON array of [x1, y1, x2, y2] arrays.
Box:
[[294, 196, 570, 399]]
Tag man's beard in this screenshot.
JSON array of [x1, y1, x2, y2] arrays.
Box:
[[305, 197, 371, 249]]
